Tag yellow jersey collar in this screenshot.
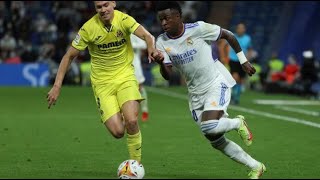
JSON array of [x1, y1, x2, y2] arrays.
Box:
[[96, 10, 119, 32]]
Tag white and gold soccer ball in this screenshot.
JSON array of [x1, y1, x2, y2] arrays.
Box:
[[117, 159, 145, 179]]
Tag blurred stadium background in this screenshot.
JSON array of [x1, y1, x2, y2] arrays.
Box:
[[0, 1, 320, 179]]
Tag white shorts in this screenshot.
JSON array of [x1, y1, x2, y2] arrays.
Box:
[[189, 81, 231, 126], [133, 57, 145, 84]]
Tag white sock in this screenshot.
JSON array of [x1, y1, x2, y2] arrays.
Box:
[[201, 117, 241, 135], [140, 86, 148, 113], [211, 135, 260, 170]]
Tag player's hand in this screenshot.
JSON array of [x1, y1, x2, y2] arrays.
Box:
[[148, 49, 163, 63], [241, 61, 256, 76], [47, 85, 61, 109], [153, 50, 164, 64]]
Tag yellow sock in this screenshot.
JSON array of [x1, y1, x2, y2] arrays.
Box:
[[127, 130, 142, 162]]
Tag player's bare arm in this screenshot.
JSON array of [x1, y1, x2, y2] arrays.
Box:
[[133, 25, 161, 63], [47, 46, 80, 109], [220, 29, 256, 76], [154, 54, 172, 80]]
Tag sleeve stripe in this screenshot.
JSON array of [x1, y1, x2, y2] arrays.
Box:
[[71, 44, 86, 51], [217, 27, 222, 41]]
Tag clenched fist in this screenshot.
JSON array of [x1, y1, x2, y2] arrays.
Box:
[[241, 62, 256, 76]]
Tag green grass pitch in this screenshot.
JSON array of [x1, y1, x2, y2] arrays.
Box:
[[0, 86, 319, 178]]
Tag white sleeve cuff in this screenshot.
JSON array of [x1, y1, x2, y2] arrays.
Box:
[[237, 51, 248, 64]]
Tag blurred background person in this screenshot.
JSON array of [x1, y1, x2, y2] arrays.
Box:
[[227, 23, 252, 105], [131, 34, 149, 122], [292, 50, 320, 97], [118, 5, 149, 122], [266, 51, 284, 83], [283, 54, 300, 85], [246, 48, 262, 91]]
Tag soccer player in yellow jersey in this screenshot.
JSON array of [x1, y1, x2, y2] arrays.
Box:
[[46, 1, 161, 163]]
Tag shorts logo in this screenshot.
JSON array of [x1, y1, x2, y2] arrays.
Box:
[[74, 33, 81, 45]]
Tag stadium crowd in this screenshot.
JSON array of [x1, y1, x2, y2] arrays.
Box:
[[0, 1, 319, 99]]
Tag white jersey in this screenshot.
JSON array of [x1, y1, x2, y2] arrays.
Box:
[[131, 34, 147, 84], [156, 21, 236, 95]]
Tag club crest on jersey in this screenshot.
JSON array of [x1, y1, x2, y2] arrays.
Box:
[[94, 35, 102, 42], [186, 37, 193, 45], [117, 30, 123, 38]]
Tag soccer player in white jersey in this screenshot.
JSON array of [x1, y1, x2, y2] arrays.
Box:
[[153, 2, 266, 179], [131, 34, 149, 121]]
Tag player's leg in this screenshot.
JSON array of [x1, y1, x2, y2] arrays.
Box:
[[92, 84, 125, 138], [134, 61, 149, 121], [122, 100, 142, 162], [235, 63, 247, 104], [194, 82, 265, 178], [239, 68, 247, 92], [229, 61, 241, 105], [232, 72, 241, 105], [139, 84, 149, 121], [118, 80, 144, 162], [200, 108, 256, 162], [200, 82, 253, 144], [104, 112, 125, 139], [199, 110, 263, 177], [206, 133, 266, 178], [201, 112, 252, 146]]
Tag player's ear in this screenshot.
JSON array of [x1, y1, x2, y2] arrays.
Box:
[[113, 1, 116, 8], [173, 10, 181, 19]]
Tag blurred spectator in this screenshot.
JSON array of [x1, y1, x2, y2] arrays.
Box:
[[20, 41, 37, 63], [299, 50, 318, 83], [0, 31, 20, 63], [151, 64, 169, 87], [283, 54, 299, 85], [0, 1, 205, 86], [4, 52, 21, 64], [180, 1, 201, 22], [0, 31, 16, 52], [292, 50, 319, 96], [266, 51, 284, 82], [228, 22, 252, 105], [37, 43, 56, 63], [247, 48, 262, 91]]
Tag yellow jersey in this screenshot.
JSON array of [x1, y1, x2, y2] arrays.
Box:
[[72, 10, 140, 85]]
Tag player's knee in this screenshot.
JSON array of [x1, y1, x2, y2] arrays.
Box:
[[111, 130, 125, 139], [200, 120, 220, 135], [126, 118, 138, 128], [205, 134, 226, 149]]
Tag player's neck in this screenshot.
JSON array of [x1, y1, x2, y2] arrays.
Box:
[[168, 22, 184, 39], [100, 14, 114, 30]]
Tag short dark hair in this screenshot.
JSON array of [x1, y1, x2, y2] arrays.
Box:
[[155, 1, 182, 16]]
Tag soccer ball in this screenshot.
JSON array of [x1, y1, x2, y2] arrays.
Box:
[[117, 159, 145, 179]]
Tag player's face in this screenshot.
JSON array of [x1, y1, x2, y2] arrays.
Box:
[[236, 23, 246, 36], [95, 1, 116, 22], [157, 9, 180, 34]]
